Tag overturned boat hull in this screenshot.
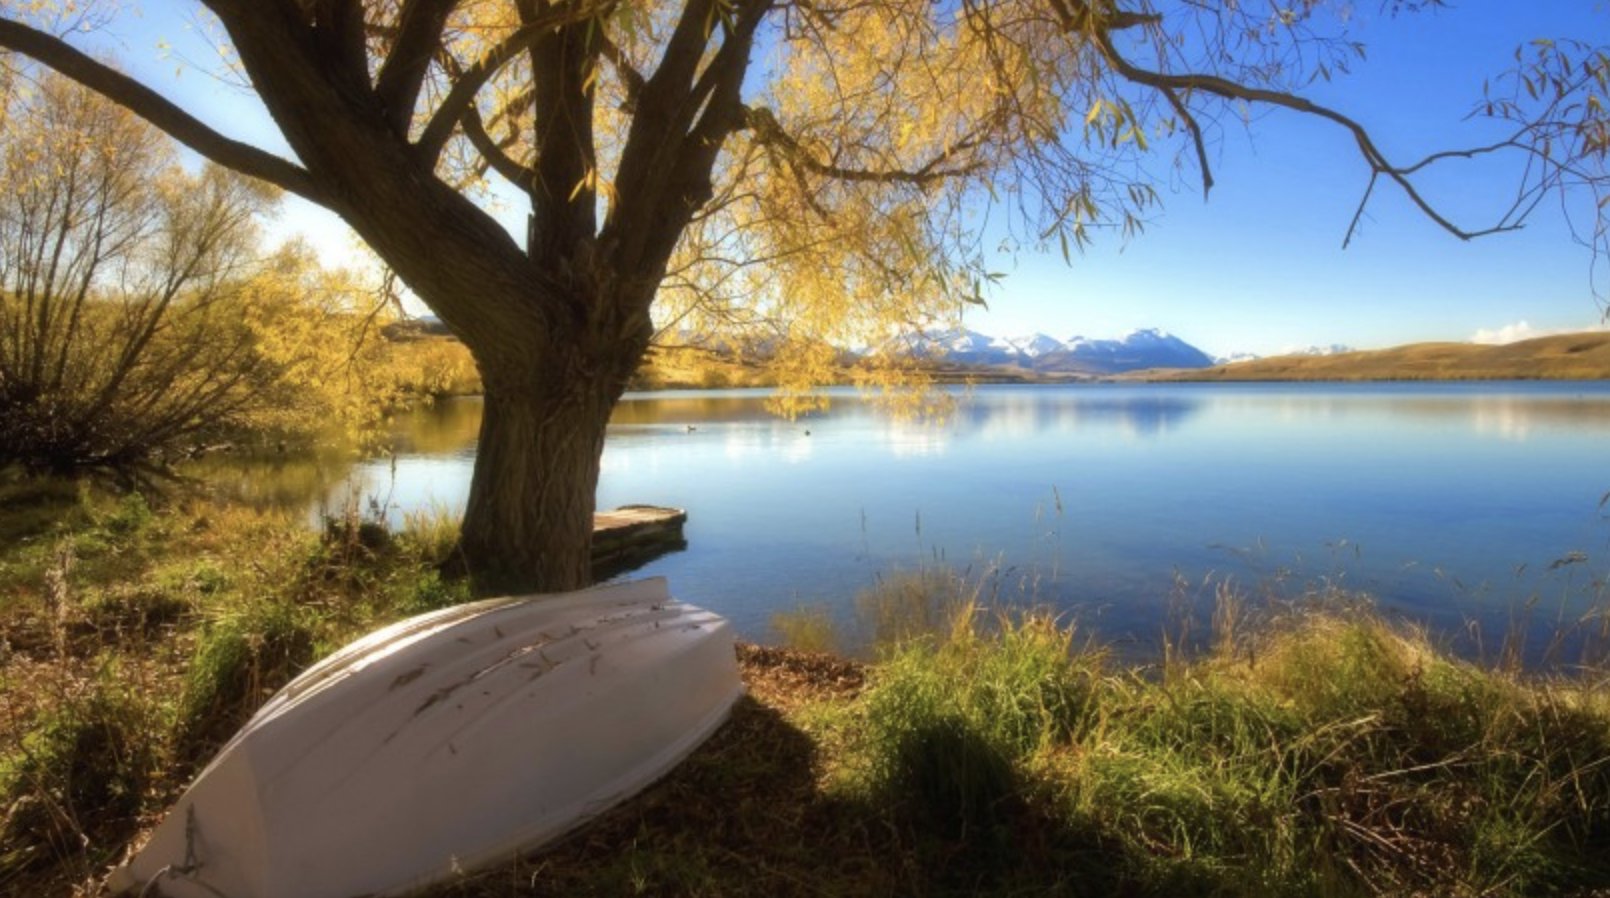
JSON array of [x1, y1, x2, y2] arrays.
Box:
[[109, 577, 742, 898]]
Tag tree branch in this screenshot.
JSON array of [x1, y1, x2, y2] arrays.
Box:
[[312, 0, 370, 89], [1043, 0, 1160, 35], [677, 6, 771, 174], [431, 48, 539, 195], [596, 31, 646, 112], [413, 1, 609, 168], [742, 105, 985, 185], [374, 0, 461, 137], [1160, 85, 1213, 199], [462, 103, 538, 191], [0, 18, 325, 203], [1089, 27, 1519, 244], [524, 0, 605, 259]]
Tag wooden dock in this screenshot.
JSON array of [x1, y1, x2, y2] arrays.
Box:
[[591, 505, 688, 578]]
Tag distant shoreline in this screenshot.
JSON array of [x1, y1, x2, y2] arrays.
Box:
[[393, 329, 1610, 394], [634, 330, 1610, 389], [915, 331, 1610, 387], [1135, 331, 1610, 384]]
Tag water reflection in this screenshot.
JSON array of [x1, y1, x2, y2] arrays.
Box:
[[961, 390, 1203, 440], [182, 382, 1610, 665], [183, 446, 356, 511], [388, 398, 484, 456], [192, 382, 1610, 527], [1206, 386, 1610, 441], [610, 392, 783, 426], [608, 386, 1209, 448]]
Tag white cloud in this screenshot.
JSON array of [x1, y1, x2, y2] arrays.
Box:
[[1469, 320, 1605, 345]]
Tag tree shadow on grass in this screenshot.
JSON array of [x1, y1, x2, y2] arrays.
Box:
[[427, 671, 1134, 898], [430, 694, 875, 897]]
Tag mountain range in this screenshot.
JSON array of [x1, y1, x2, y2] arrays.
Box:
[[398, 314, 1362, 376], [889, 327, 1220, 375]]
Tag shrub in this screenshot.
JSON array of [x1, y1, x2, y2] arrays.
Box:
[[0, 669, 161, 882]]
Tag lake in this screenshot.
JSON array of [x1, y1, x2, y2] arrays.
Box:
[[301, 382, 1610, 663]]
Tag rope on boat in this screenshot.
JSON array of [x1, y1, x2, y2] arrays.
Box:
[[134, 866, 234, 898], [132, 806, 235, 898]]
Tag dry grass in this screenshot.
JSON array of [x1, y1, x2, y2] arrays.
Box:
[[6, 490, 1610, 898], [1154, 331, 1610, 381]]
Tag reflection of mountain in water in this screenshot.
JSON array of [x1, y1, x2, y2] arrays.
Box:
[[958, 391, 1206, 439], [538, 388, 1610, 441], [607, 388, 1208, 442]]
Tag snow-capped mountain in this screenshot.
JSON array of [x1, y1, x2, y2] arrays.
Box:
[[888, 328, 1007, 365], [1036, 328, 1216, 373], [1284, 344, 1353, 357], [894, 327, 1217, 374], [1215, 352, 1261, 366], [1212, 345, 1354, 365], [1005, 333, 1066, 358]]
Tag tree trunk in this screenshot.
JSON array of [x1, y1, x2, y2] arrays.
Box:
[[454, 338, 635, 596]]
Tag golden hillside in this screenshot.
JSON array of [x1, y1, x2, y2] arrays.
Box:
[[1155, 331, 1610, 382]]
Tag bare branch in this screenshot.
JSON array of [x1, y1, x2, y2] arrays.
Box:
[[1160, 85, 1213, 199], [1043, 0, 1160, 34], [1089, 26, 1520, 244], [430, 47, 539, 195], [1343, 171, 1379, 250], [0, 18, 324, 203]]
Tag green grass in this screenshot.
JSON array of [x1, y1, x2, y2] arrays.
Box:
[[2, 487, 1609, 897], [0, 661, 162, 884], [444, 576, 1610, 897], [173, 594, 320, 759], [805, 597, 1610, 896], [770, 603, 841, 654], [0, 482, 465, 894]]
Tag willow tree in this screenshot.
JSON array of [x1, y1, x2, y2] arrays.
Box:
[[1, 1, 1602, 593]]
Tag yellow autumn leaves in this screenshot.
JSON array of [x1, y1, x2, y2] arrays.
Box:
[[0, 68, 420, 468]]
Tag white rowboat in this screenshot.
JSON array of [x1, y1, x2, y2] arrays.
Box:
[[108, 577, 743, 898]]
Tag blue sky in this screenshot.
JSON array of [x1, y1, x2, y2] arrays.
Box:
[[89, 2, 1608, 358], [968, 2, 1610, 356]]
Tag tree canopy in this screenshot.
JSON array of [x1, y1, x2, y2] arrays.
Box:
[[0, 0, 1603, 591]]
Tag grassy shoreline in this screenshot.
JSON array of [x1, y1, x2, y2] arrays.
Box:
[[3, 485, 1608, 896]]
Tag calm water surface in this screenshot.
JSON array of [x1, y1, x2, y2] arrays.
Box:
[[320, 382, 1610, 660]]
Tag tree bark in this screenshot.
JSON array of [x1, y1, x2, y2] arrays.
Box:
[[454, 318, 644, 595]]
